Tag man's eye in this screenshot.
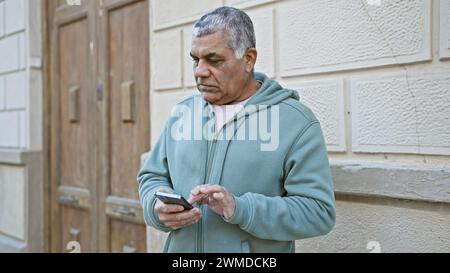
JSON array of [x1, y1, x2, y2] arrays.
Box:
[[209, 59, 221, 64]]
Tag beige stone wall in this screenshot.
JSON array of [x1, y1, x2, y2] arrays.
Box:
[[1, 0, 446, 253], [3, 0, 447, 253], [0, 0, 42, 150], [146, 0, 450, 253], [0, 0, 28, 149], [296, 194, 450, 253], [0, 0, 44, 252], [0, 165, 25, 240]]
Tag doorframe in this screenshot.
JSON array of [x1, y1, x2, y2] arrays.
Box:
[[42, 0, 51, 253]]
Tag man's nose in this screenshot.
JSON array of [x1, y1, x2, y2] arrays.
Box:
[[194, 61, 211, 78]]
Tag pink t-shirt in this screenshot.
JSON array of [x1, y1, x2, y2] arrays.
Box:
[[212, 96, 252, 134]]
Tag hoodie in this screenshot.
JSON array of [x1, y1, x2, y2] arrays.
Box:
[[137, 72, 336, 253]]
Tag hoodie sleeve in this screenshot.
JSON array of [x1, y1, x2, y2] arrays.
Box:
[[137, 124, 173, 233], [226, 121, 336, 241]]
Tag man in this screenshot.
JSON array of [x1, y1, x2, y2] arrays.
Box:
[[138, 6, 335, 253]]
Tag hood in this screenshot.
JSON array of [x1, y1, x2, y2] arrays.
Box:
[[246, 72, 299, 106]]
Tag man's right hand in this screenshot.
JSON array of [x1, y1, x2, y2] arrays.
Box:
[[154, 188, 202, 230]]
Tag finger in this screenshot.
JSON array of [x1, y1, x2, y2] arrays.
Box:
[[164, 215, 201, 229], [208, 193, 230, 208], [188, 187, 203, 203], [206, 197, 220, 207], [189, 193, 209, 204], [166, 214, 202, 229], [191, 184, 215, 194], [160, 207, 201, 222], [157, 188, 172, 193], [187, 194, 199, 204], [190, 186, 202, 196], [154, 199, 166, 211], [212, 192, 225, 200], [199, 185, 226, 195], [156, 203, 185, 214], [166, 220, 198, 230]]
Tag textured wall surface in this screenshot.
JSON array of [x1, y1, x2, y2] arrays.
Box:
[[0, 165, 24, 240], [0, 0, 44, 252], [183, 27, 197, 88], [440, 0, 450, 58], [447, 0, 450, 53], [153, 29, 182, 90], [145, 0, 450, 252], [0, 0, 42, 150], [247, 7, 274, 78], [224, 0, 276, 9], [151, 89, 197, 146], [296, 195, 450, 253], [0, 0, 27, 149], [284, 79, 346, 152], [153, 0, 222, 30], [351, 71, 450, 155], [278, 0, 430, 76]]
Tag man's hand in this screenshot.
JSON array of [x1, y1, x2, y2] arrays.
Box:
[[154, 188, 202, 230], [189, 185, 236, 220]]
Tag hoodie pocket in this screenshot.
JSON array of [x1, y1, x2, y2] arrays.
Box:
[[241, 240, 251, 253]]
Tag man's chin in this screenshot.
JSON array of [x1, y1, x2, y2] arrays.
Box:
[[201, 92, 219, 104]]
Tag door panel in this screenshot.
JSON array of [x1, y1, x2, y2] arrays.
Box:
[[57, 0, 70, 7], [100, 0, 149, 252], [110, 219, 147, 253], [50, 0, 97, 252], [59, 19, 90, 189], [61, 207, 91, 252], [108, 0, 149, 200]]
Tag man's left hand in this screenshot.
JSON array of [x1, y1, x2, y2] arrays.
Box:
[[189, 185, 236, 220]]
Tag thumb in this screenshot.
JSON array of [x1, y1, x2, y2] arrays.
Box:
[[156, 187, 173, 193]]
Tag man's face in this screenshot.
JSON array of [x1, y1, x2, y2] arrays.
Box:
[[190, 31, 252, 105]]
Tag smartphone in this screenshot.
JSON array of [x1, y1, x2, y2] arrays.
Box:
[[154, 191, 194, 210]]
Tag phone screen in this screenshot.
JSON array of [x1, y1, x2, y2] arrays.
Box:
[[154, 192, 193, 210]]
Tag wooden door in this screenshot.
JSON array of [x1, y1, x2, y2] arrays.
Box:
[[49, 0, 97, 253], [48, 0, 149, 253], [97, 0, 149, 253]]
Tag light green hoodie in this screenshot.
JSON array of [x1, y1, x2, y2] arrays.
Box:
[[138, 72, 336, 253]]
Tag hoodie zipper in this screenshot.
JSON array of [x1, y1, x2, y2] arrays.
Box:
[[196, 102, 260, 252], [197, 111, 219, 253], [196, 106, 256, 252], [199, 137, 218, 253]]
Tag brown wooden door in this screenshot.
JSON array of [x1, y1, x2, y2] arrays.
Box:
[[48, 0, 149, 253], [97, 0, 149, 253]]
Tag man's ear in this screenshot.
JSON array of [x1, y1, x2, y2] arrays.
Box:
[[244, 48, 257, 73]]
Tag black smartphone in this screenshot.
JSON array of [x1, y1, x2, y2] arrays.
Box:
[[154, 191, 194, 210]]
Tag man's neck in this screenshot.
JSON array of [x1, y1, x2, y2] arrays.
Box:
[[229, 77, 261, 105]]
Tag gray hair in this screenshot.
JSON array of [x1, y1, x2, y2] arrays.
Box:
[[192, 6, 256, 59]]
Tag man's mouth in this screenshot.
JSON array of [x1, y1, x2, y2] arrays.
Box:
[[198, 84, 218, 91], [198, 83, 216, 87]]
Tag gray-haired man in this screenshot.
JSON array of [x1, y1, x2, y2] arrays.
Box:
[[138, 6, 335, 253]]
